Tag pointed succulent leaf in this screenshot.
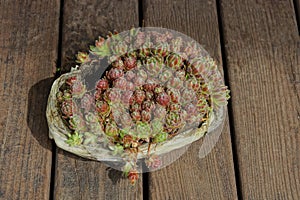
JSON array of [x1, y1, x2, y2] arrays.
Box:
[[153, 132, 168, 143], [66, 132, 83, 146]]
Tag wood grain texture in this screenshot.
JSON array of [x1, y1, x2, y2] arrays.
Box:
[[220, 0, 300, 199], [0, 0, 60, 199], [143, 0, 238, 199], [54, 1, 142, 199], [60, 0, 139, 73]]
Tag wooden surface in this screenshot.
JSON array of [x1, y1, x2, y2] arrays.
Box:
[[0, 1, 60, 200], [0, 0, 299, 199], [143, 0, 238, 199], [221, 0, 300, 199]]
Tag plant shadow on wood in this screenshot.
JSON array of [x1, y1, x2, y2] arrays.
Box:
[[27, 78, 55, 151], [106, 167, 123, 185]]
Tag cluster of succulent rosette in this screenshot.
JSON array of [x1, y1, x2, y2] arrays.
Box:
[[56, 28, 230, 185]]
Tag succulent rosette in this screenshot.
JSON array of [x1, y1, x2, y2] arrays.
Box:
[[46, 27, 230, 185]]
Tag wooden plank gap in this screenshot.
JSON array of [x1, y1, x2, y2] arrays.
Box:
[[216, 1, 243, 199], [142, 172, 149, 200], [55, 0, 65, 78], [138, 0, 144, 27], [49, 141, 57, 200], [138, 1, 149, 198], [50, 0, 64, 199], [292, 0, 300, 34]]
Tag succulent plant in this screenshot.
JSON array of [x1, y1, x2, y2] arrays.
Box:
[[96, 79, 109, 91], [128, 170, 139, 185], [60, 100, 74, 118], [81, 93, 94, 113], [145, 154, 162, 170], [66, 132, 83, 146], [107, 67, 124, 80], [134, 89, 146, 104], [71, 80, 86, 98], [105, 121, 119, 137], [53, 28, 230, 184], [166, 53, 183, 70], [124, 56, 137, 70], [76, 52, 89, 63]]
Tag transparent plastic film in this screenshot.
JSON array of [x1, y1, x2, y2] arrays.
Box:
[[46, 27, 229, 175]]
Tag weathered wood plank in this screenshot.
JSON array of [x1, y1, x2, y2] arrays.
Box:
[[220, 0, 300, 199], [0, 1, 60, 199], [143, 0, 238, 199], [54, 1, 142, 199]]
